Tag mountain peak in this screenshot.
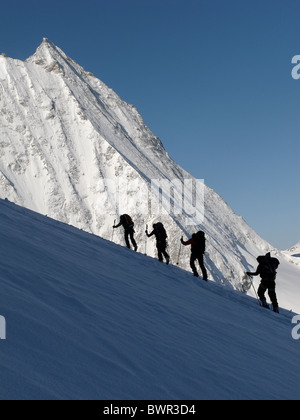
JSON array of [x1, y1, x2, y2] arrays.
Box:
[[26, 38, 69, 72], [42, 37, 52, 45], [41, 38, 58, 50], [37, 37, 59, 54], [286, 241, 300, 255]]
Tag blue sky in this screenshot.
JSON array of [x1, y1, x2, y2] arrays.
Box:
[[1, 0, 299, 249]]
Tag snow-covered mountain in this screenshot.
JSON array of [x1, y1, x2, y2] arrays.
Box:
[[0, 198, 299, 400], [286, 241, 300, 257], [283, 241, 300, 267], [0, 39, 299, 294]]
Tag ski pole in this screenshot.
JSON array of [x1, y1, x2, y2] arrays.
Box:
[[145, 225, 148, 255], [112, 219, 116, 242], [177, 241, 182, 266], [248, 274, 260, 305]]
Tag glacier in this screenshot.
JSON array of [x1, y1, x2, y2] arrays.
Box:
[[0, 39, 299, 306]]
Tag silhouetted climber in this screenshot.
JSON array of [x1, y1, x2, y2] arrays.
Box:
[[247, 252, 280, 313], [113, 214, 138, 251], [146, 223, 170, 264], [181, 231, 208, 280]]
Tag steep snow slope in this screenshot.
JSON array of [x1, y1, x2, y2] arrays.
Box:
[[0, 199, 299, 400], [0, 39, 298, 294]]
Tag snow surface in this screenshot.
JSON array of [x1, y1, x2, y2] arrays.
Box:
[[0, 39, 299, 309], [0, 199, 299, 400]]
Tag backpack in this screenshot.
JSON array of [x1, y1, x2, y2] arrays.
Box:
[[193, 231, 206, 254], [121, 214, 134, 229], [257, 253, 280, 279], [153, 223, 167, 241]]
